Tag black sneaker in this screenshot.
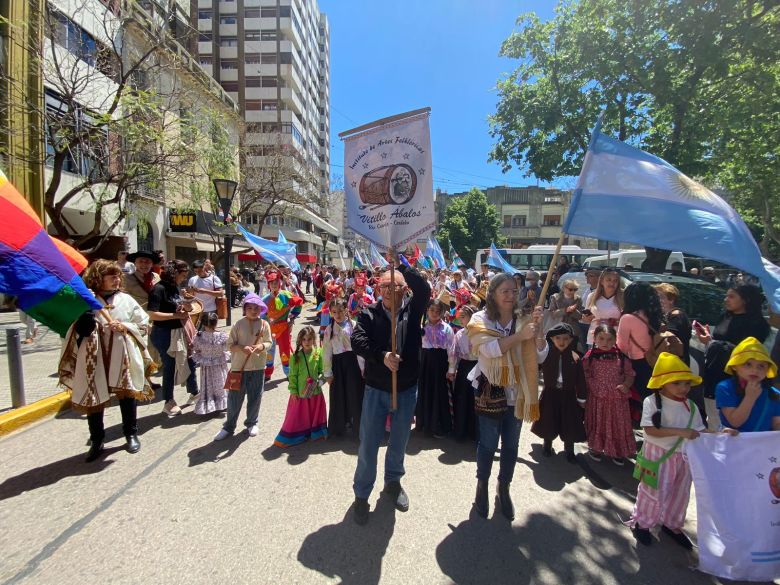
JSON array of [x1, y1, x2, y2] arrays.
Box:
[[383, 481, 409, 512], [632, 526, 653, 546], [353, 498, 369, 525], [662, 526, 693, 550]]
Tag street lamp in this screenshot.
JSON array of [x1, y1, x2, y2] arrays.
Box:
[[320, 232, 329, 265], [213, 178, 238, 326]]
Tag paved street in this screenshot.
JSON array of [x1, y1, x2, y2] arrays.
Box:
[[0, 305, 770, 585]]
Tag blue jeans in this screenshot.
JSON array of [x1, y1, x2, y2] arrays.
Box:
[[353, 385, 418, 499], [476, 409, 522, 483], [150, 326, 198, 402], [223, 370, 265, 434]]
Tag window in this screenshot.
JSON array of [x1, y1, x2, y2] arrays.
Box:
[[261, 76, 278, 87], [511, 215, 527, 227], [220, 16, 236, 25], [198, 32, 212, 42], [279, 6, 291, 17], [261, 53, 277, 64], [221, 81, 239, 92], [48, 9, 101, 67], [245, 8, 261, 18], [261, 30, 277, 41], [280, 52, 292, 64], [220, 60, 238, 69], [245, 54, 262, 64], [198, 10, 211, 19], [245, 32, 262, 41], [543, 215, 561, 226], [199, 57, 212, 66], [260, 7, 276, 17], [245, 100, 262, 110], [220, 37, 238, 47], [245, 77, 261, 88], [503, 215, 512, 228], [261, 100, 277, 110]]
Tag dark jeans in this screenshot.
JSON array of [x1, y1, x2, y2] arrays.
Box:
[[476, 408, 522, 483], [150, 326, 198, 402], [223, 370, 265, 434], [87, 398, 137, 443]]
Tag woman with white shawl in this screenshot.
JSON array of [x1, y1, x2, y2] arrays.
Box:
[[466, 273, 547, 520], [59, 260, 154, 462]]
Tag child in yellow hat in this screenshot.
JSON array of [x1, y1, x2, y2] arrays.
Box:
[[716, 337, 780, 433], [627, 352, 737, 549]]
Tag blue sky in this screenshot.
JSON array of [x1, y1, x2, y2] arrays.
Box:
[[320, 0, 559, 194]]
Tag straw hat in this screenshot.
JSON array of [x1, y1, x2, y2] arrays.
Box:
[[724, 336, 777, 379], [181, 297, 203, 316], [647, 352, 702, 389]]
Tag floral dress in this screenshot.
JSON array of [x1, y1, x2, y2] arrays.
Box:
[[191, 330, 229, 414]]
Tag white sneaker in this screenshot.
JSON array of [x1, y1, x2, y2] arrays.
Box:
[[247, 425, 259, 437], [214, 429, 231, 441], [185, 393, 199, 406], [162, 400, 181, 417]]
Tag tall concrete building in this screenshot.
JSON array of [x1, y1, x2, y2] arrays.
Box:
[[194, 0, 337, 265]]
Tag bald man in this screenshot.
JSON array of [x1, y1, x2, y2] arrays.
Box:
[[350, 263, 431, 525]]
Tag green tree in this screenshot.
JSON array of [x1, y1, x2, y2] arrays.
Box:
[[489, 0, 779, 267], [438, 188, 503, 265]]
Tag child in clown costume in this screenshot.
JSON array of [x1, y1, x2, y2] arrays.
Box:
[[262, 270, 303, 379], [319, 281, 344, 339]]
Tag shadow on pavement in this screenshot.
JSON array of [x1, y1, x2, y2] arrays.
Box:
[[0, 450, 118, 501], [260, 435, 359, 465], [406, 431, 477, 464], [297, 491, 397, 585], [187, 432, 249, 466]]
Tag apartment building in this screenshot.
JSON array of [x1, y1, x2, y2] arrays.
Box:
[[193, 0, 338, 265], [436, 185, 596, 248]]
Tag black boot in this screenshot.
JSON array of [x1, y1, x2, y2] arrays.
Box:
[[543, 439, 553, 457], [85, 441, 104, 462], [126, 435, 141, 454], [497, 481, 515, 521], [474, 480, 488, 518]]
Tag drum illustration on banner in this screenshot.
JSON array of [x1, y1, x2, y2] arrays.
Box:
[[770, 467, 780, 504], [359, 164, 417, 207], [340, 107, 435, 252]]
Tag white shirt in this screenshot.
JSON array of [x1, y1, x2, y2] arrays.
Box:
[[188, 274, 223, 312], [641, 395, 705, 450]]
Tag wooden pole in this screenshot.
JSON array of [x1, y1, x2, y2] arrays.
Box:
[[537, 232, 566, 308], [390, 256, 398, 411]]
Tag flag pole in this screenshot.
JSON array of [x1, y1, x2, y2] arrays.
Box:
[[537, 232, 566, 309], [390, 251, 398, 411]]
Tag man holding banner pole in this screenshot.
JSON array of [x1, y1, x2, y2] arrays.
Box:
[[340, 107, 436, 524], [350, 260, 430, 524]]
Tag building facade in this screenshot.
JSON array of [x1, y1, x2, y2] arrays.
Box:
[[436, 185, 597, 249], [193, 0, 337, 265]]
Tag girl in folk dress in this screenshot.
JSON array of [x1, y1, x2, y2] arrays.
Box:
[[416, 299, 455, 438], [191, 312, 229, 415], [582, 324, 636, 464], [323, 298, 365, 437], [447, 305, 478, 441], [274, 326, 328, 447]]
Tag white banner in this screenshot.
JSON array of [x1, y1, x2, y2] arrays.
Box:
[[343, 112, 435, 252], [685, 432, 780, 582]]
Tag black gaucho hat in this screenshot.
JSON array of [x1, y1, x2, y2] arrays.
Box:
[[545, 322, 576, 341], [127, 250, 162, 264]]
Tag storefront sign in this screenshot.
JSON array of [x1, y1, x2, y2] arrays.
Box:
[[169, 211, 196, 232]]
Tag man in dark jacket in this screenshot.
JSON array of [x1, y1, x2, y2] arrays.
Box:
[[350, 263, 430, 525]]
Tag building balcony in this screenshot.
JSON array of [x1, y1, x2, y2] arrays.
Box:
[[197, 19, 212, 31], [218, 23, 238, 37], [219, 68, 238, 81], [501, 226, 541, 239], [218, 46, 238, 59]]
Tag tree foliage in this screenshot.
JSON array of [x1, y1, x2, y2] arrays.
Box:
[[489, 0, 780, 262], [437, 188, 503, 265]]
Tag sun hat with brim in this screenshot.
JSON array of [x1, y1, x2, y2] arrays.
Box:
[[724, 336, 777, 379], [242, 293, 268, 316], [647, 352, 702, 389], [127, 250, 161, 264]]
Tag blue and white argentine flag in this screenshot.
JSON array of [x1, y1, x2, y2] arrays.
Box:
[[564, 126, 780, 311]]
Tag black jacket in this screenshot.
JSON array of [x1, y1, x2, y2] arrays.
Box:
[[351, 265, 430, 393]]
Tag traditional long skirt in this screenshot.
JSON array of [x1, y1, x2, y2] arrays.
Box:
[[415, 348, 452, 436], [194, 363, 228, 415], [328, 351, 365, 436], [274, 393, 328, 447], [585, 360, 636, 458], [452, 358, 477, 441]]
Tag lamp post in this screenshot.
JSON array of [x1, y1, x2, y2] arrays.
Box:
[[320, 232, 329, 265], [213, 178, 238, 326]]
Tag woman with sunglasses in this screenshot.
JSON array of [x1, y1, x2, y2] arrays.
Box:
[[582, 268, 625, 348]]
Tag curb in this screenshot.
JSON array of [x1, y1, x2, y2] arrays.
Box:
[[0, 392, 72, 437]]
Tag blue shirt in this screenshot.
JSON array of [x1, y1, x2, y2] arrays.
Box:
[[715, 377, 780, 432]]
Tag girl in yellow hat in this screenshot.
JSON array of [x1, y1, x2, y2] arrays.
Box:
[[716, 337, 780, 432], [627, 352, 737, 549]]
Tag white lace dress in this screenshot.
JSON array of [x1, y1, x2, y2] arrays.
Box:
[[191, 331, 229, 414]]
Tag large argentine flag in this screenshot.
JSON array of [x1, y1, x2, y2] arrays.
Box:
[[486, 243, 520, 274], [564, 126, 780, 311], [236, 224, 296, 268], [275, 230, 301, 271]]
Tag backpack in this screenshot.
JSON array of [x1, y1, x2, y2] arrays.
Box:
[[702, 340, 735, 399], [629, 314, 684, 367]]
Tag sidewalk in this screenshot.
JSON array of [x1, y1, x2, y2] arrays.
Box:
[[0, 305, 271, 414]]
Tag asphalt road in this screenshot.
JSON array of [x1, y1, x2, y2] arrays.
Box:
[[0, 306, 774, 585]]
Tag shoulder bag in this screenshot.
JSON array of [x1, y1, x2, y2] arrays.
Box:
[[224, 324, 265, 391], [629, 314, 683, 367], [633, 400, 696, 489], [213, 275, 228, 320], [474, 319, 515, 419]]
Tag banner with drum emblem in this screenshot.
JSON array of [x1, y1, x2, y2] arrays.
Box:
[[340, 108, 435, 252]]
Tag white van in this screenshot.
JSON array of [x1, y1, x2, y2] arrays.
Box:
[[582, 250, 686, 271]]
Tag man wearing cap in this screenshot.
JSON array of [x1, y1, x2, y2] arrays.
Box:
[[188, 260, 224, 316], [262, 270, 303, 379], [350, 263, 430, 525]]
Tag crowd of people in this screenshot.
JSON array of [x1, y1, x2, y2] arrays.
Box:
[[53, 250, 779, 552]]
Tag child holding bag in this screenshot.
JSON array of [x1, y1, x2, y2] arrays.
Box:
[[274, 326, 329, 447], [628, 352, 736, 548], [214, 294, 271, 441], [191, 312, 229, 415]]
